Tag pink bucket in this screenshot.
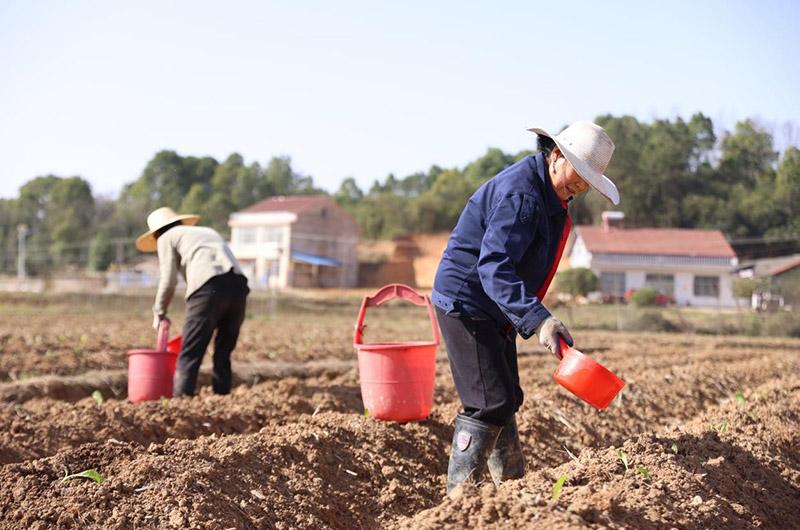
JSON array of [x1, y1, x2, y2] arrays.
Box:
[[353, 284, 440, 422]]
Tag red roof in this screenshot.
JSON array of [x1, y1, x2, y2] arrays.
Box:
[[575, 226, 736, 258], [239, 195, 333, 214], [768, 257, 800, 276]]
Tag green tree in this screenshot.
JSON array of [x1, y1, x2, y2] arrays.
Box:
[[17, 175, 60, 229], [121, 150, 219, 213], [180, 183, 211, 218], [463, 148, 514, 187], [594, 115, 648, 224], [334, 177, 364, 207], [48, 177, 95, 265], [774, 146, 800, 235], [396, 171, 430, 197], [0, 198, 19, 273], [718, 120, 777, 188], [418, 169, 473, 231], [88, 232, 114, 271], [14, 175, 93, 272], [354, 194, 412, 239], [263, 156, 295, 196]]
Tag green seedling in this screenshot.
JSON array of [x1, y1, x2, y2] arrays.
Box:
[[637, 466, 652, 482], [671, 443, 678, 454], [551, 474, 568, 503], [735, 391, 746, 406], [710, 420, 729, 433], [160, 396, 169, 407], [617, 450, 629, 471], [92, 390, 104, 406], [363, 408, 370, 418], [61, 465, 104, 484]]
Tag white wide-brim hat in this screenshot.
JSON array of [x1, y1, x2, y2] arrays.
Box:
[[135, 207, 199, 252], [528, 120, 620, 205]]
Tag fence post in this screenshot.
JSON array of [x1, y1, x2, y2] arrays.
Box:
[[17, 224, 28, 280]]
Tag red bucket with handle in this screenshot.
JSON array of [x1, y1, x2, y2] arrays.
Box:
[[553, 337, 625, 410], [127, 319, 179, 403], [353, 284, 440, 422]]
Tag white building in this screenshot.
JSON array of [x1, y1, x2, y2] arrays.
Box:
[[228, 195, 359, 289], [569, 212, 739, 308]]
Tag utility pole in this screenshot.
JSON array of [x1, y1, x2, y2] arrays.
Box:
[[115, 239, 125, 265], [17, 224, 28, 280]]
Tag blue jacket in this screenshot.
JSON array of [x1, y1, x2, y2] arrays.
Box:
[[432, 153, 570, 339]]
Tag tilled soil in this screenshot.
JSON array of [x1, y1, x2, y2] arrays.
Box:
[[0, 301, 429, 381], [0, 331, 798, 529]]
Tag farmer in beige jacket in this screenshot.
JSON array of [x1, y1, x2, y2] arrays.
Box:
[[136, 207, 249, 397]]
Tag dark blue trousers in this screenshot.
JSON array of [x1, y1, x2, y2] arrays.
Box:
[[435, 306, 523, 426]]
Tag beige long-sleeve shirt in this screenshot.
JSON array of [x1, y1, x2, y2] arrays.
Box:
[[153, 225, 243, 316]]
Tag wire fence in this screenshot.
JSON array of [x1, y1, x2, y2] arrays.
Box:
[[1, 232, 361, 293]]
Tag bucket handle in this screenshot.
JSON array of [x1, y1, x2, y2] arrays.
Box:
[[156, 318, 170, 352], [354, 283, 440, 346]]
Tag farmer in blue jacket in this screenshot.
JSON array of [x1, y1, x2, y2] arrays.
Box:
[[432, 121, 619, 494]]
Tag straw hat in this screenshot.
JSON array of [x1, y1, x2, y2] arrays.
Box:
[[528, 120, 619, 205], [135, 207, 199, 252]]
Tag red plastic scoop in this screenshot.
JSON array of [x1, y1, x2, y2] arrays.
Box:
[[553, 337, 625, 410]]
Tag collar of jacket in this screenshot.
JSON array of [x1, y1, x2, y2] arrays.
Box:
[[531, 153, 568, 216]]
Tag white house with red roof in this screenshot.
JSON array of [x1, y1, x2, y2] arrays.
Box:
[[568, 212, 739, 308], [228, 195, 359, 289]]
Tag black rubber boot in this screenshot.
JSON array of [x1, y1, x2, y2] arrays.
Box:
[[487, 415, 526, 484], [172, 370, 197, 398], [446, 414, 501, 495]]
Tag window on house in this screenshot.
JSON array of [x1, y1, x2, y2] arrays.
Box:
[[237, 227, 257, 245], [600, 272, 626, 296], [645, 273, 675, 296], [694, 276, 720, 297], [262, 226, 283, 245]]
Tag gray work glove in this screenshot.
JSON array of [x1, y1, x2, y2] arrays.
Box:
[[535, 317, 573, 359]]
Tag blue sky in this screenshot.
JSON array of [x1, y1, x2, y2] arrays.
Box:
[[1, 0, 798, 199]]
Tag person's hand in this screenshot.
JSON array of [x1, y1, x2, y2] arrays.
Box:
[[535, 317, 573, 359], [152, 313, 168, 331]]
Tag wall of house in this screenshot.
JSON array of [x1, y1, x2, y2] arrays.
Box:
[[289, 205, 359, 288], [570, 234, 739, 308], [569, 237, 592, 269], [228, 212, 295, 289], [586, 263, 737, 308], [774, 267, 800, 308], [624, 269, 736, 307]]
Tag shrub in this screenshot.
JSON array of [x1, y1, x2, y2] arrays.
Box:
[[556, 268, 598, 297], [761, 311, 800, 338], [733, 277, 761, 300], [621, 310, 678, 332], [88, 233, 114, 272], [629, 287, 659, 307]]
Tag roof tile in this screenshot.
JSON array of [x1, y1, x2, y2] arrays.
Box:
[[239, 195, 333, 214], [576, 226, 736, 258]]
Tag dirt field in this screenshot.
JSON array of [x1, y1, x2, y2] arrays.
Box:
[[0, 293, 798, 529]]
